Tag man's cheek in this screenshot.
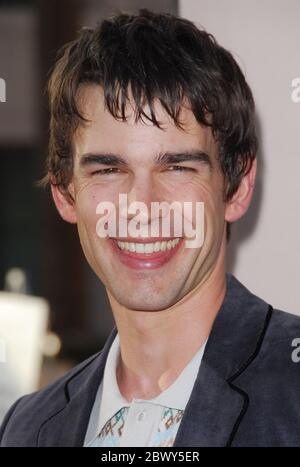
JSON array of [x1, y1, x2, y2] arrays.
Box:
[[75, 203, 100, 244], [181, 201, 205, 249]]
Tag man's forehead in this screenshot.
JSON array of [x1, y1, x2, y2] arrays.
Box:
[[74, 84, 217, 159], [76, 83, 205, 129]]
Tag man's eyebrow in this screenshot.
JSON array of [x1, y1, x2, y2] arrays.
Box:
[[79, 150, 212, 169], [154, 151, 212, 169], [79, 153, 128, 167]]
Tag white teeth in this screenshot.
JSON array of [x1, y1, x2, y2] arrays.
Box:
[[144, 243, 154, 253], [154, 241, 160, 252], [129, 243, 136, 252], [135, 243, 145, 254], [116, 238, 180, 253]]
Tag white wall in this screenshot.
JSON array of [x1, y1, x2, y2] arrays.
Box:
[[179, 0, 300, 314]]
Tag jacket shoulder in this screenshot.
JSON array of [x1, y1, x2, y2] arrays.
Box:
[[268, 306, 300, 343], [240, 306, 300, 382], [0, 350, 102, 446], [233, 307, 300, 446]]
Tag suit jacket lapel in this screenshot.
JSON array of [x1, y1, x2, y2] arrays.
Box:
[[173, 358, 245, 446]]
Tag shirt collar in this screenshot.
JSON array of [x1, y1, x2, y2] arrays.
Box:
[[86, 333, 207, 444]]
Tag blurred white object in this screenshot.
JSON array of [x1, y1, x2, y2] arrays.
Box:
[[4, 267, 29, 294], [42, 332, 61, 358], [0, 292, 49, 423]]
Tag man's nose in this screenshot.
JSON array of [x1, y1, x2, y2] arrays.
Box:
[[120, 175, 160, 223]]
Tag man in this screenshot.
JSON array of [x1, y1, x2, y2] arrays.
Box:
[[1, 9, 300, 447]]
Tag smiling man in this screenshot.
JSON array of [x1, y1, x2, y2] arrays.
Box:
[[1, 9, 300, 447]]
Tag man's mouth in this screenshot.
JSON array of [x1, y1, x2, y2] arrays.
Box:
[[116, 237, 180, 253], [109, 237, 183, 270]]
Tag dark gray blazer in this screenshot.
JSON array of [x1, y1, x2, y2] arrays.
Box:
[[1, 273, 300, 447]]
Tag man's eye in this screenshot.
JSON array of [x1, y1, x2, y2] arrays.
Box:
[[91, 167, 121, 175], [167, 165, 195, 172]]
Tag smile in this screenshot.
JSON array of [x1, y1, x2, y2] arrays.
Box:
[[116, 238, 180, 253], [109, 237, 183, 270]]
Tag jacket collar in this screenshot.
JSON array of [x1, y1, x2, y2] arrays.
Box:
[[37, 273, 273, 446]]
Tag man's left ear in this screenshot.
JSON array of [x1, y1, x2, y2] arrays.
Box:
[[225, 158, 257, 223]]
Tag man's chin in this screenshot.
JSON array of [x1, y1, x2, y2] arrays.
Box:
[[107, 288, 181, 312]]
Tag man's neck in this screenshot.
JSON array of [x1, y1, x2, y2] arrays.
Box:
[[107, 258, 226, 402]]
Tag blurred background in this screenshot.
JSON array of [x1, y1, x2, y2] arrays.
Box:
[[0, 0, 299, 422]]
